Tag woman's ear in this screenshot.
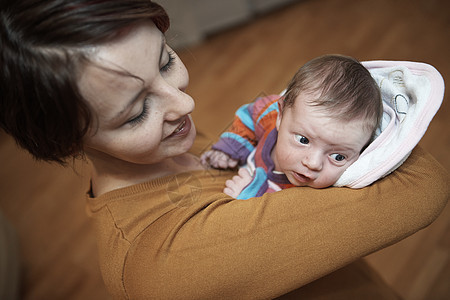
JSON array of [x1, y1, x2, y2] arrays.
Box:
[[276, 98, 284, 130]]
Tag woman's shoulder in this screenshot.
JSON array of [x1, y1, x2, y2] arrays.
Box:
[[86, 168, 234, 223]]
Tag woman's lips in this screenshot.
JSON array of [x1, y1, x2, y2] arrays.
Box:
[[165, 115, 192, 139]]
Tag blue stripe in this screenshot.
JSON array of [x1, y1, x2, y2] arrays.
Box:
[[236, 104, 255, 131], [237, 168, 268, 200], [256, 101, 279, 124], [220, 132, 255, 153]]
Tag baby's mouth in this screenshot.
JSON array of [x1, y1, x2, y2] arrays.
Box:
[[293, 171, 312, 183]]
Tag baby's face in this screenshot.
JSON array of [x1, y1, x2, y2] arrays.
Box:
[[272, 96, 372, 188]]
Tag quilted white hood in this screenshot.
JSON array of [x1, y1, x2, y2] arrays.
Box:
[[335, 60, 445, 188]]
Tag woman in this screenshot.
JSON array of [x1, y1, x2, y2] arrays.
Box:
[[1, 1, 448, 299]]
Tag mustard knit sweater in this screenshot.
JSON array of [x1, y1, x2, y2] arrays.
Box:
[[86, 135, 449, 299]]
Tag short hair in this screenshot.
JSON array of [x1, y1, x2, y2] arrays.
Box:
[[0, 0, 169, 164], [282, 54, 382, 137]]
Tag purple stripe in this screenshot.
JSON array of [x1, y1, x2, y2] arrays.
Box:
[[255, 181, 269, 197], [261, 129, 291, 185], [212, 137, 251, 164]]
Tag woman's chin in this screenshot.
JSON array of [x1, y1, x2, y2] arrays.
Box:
[[171, 125, 197, 161], [182, 124, 197, 153]]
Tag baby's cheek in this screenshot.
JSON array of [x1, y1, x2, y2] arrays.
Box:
[[282, 154, 298, 171], [333, 168, 347, 182], [282, 147, 298, 162], [320, 169, 344, 187]]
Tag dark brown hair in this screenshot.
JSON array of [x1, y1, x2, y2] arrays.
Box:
[[282, 54, 382, 137], [0, 0, 169, 164]]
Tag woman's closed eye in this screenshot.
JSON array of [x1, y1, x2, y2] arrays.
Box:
[[160, 49, 175, 73], [127, 98, 150, 127], [125, 47, 176, 127]]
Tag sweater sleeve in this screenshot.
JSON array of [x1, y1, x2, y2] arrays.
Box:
[[211, 102, 258, 164], [236, 167, 269, 199], [211, 95, 279, 164], [122, 146, 449, 299]]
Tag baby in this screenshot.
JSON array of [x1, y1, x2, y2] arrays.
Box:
[[201, 54, 382, 199]]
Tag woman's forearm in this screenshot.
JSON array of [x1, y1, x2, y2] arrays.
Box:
[[122, 146, 448, 299]]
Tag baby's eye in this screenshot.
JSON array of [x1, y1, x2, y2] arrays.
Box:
[[295, 134, 309, 145], [330, 153, 346, 162]]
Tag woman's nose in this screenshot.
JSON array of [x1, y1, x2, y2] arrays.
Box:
[[164, 87, 195, 121], [158, 60, 194, 121]]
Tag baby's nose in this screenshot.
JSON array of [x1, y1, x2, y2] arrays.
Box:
[[302, 152, 322, 171]]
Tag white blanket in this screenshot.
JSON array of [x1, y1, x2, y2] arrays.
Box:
[[334, 60, 445, 188]]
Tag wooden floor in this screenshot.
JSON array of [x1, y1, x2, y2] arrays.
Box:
[[0, 0, 448, 299]]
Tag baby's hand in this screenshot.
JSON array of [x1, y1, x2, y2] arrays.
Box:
[[200, 150, 239, 169], [223, 168, 253, 198]]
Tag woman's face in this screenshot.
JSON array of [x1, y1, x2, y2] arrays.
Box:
[[78, 22, 196, 166]]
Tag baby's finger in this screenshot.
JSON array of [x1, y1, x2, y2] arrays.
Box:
[[225, 178, 236, 188], [227, 158, 238, 168], [215, 152, 231, 169], [237, 168, 251, 179], [200, 151, 212, 165], [225, 176, 241, 189], [209, 151, 223, 167], [223, 187, 237, 198]]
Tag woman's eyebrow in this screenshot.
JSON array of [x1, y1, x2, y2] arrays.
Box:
[[113, 34, 166, 122]]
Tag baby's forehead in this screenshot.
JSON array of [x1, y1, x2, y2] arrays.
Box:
[[282, 105, 372, 147], [291, 94, 373, 125]]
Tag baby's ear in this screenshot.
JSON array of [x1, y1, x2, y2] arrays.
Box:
[[276, 98, 284, 130]]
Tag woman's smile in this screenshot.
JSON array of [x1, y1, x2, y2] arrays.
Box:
[[164, 115, 193, 140], [78, 22, 197, 167]]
